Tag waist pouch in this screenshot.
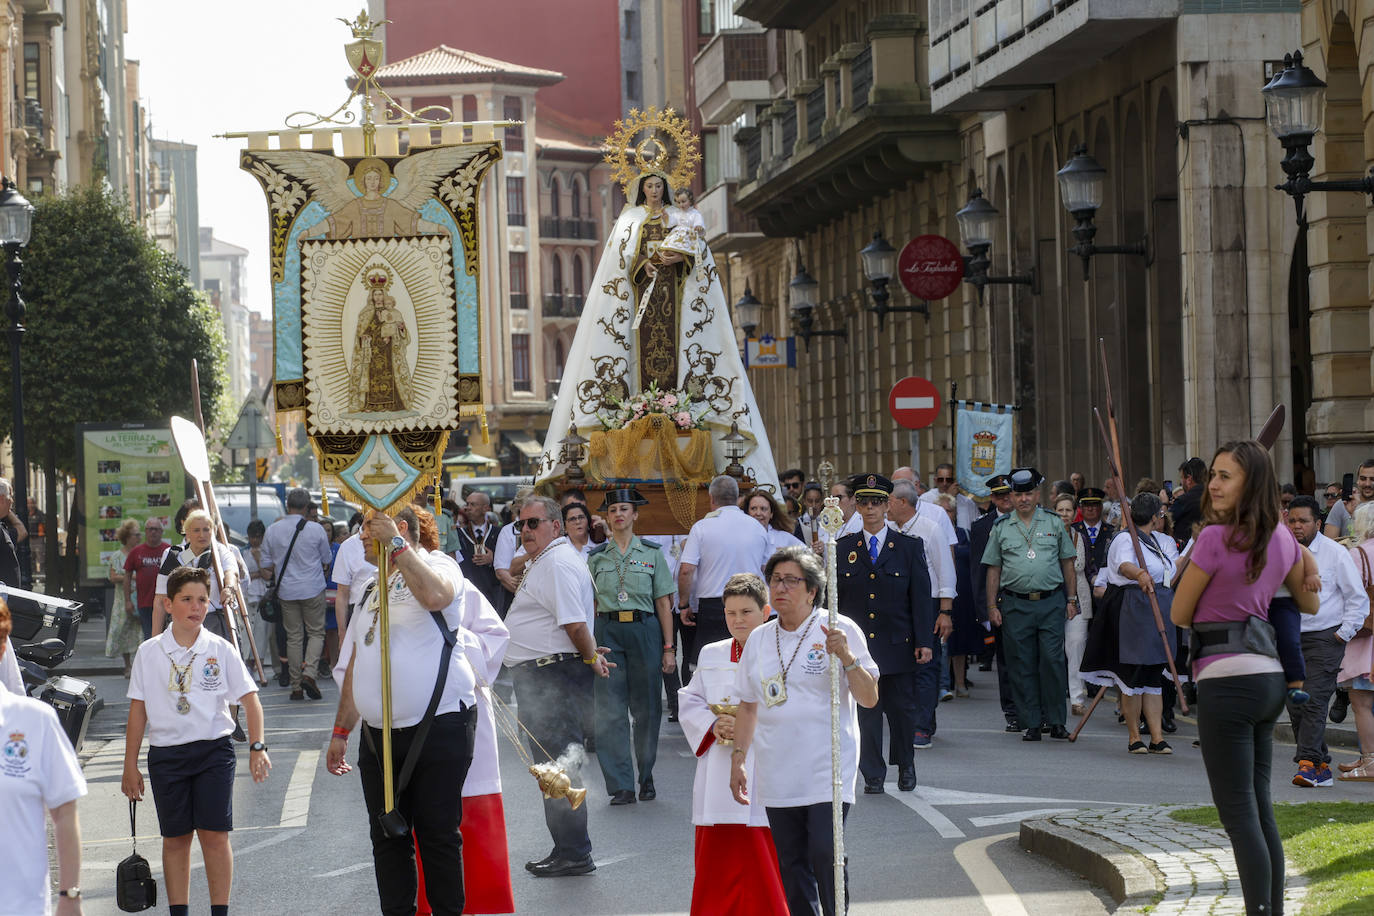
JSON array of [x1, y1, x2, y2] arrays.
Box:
[[1189, 617, 1279, 666]]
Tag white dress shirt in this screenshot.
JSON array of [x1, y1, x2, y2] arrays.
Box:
[[921, 489, 977, 530], [681, 505, 772, 597], [128, 627, 257, 746], [492, 521, 520, 572], [1306, 532, 1370, 640], [893, 514, 954, 599]]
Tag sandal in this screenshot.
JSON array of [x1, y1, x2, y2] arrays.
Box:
[[1338, 761, 1374, 781], [1338, 754, 1373, 773], [1148, 741, 1173, 755], [1128, 740, 1148, 754]]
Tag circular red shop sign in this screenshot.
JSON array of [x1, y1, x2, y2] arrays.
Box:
[[897, 234, 965, 301]]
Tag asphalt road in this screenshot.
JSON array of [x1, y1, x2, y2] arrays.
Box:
[[64, 662, 1367, 916]]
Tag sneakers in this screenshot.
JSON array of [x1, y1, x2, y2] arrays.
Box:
[[940, 690, 954, 702], [913, 731, 933, 749], [1293, 760, 1333, 787]]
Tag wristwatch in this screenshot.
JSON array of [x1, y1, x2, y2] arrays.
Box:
[[1067, 596, 1080, 604], [58, 888, 81, 899], [250, 741, 268, 753], [390, 534, 408, 560]]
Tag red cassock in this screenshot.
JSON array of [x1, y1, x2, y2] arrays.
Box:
[[415, 793, 514, 915], [691, 824, 788, 915]]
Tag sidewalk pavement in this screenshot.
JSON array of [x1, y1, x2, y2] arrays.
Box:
[[1021, 806, 1308, 915]]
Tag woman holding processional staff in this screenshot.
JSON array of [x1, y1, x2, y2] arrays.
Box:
[[729, 546, 878, 916]]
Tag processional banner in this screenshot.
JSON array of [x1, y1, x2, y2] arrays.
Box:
[[954, 401, 1015, 499], [234, 12, 501, 512]]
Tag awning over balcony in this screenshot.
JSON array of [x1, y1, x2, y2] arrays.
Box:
[[733, 0, 832, 30]]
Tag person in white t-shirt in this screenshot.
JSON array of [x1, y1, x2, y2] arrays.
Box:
[[0, 599, 87, 916], [326, 506, 479, 914], [729, 546, 879, 916], [122, 567, 269, 916]]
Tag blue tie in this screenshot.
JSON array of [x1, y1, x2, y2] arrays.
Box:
[[869, 535, 879, 562]]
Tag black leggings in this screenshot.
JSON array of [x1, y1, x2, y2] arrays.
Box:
[[1197, 672, 1287, 915]]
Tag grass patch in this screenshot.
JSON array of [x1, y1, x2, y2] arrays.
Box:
[[1168, 802, 1374, 915]]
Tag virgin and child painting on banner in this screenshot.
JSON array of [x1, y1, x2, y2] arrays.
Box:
[[233, 16, 501, 513], [954, 401, 1016, 499]]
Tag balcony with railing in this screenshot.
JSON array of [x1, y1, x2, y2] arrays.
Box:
[[538, 217, 598, 241], [510, 292, 529, 311], [694, 29, 772, 126], [928, 0, 1179, 112], [542, 294, 586, 319], [698, 181, 764, 252], [734, 14, 959, 236]]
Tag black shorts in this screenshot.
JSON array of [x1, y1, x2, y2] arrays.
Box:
[[148, 737, 236, 836]]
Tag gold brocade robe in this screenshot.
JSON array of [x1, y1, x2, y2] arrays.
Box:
[[629, 212, 694, 391]]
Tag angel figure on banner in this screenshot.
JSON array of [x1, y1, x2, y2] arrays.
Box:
[[349, 267, 414, 415], [247, 147, 479, 242], [539, 107, 779, 490]]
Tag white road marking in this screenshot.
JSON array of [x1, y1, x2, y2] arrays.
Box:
[[968, 808, 1077, 828], [315, 862, 374, 877], [914, 786, 1130, 807], [953, 832, 1029, 916], [279, 749, 320, 827], [890, 789, 967, 838], [895, 396, 936, 410]]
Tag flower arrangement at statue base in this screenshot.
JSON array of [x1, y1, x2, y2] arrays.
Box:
[[595, 381, 706, 431]]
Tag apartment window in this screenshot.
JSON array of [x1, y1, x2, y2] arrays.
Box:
[[509, 252, 528, 310], [462, 95, 478, 121], [503, 96, 524, 151], [551, 253, 564, 295], [24, 43, 39, 99], [699, 0, 715, 36], [549, 176, 561, 221], [623, 8, 636, 38], [571, 179, 583, 219], [625, 70, 639, 102], [506, 176, 526, 226], [511, 334, 532, 392], [573, 256, 585, 295]]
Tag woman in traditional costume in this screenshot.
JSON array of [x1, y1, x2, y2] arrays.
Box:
[[678, 573, 787, 915]]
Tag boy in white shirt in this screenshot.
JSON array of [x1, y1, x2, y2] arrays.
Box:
[[122, 567, 271, 916]]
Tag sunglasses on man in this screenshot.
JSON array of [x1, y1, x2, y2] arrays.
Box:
[[513, 516, 549, 532]]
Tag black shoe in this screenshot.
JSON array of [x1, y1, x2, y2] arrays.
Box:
[[609, 790, 637, 806], [864, 777, 885, 794], [978, 661, 993, 671], [1004, 720, 1021, 733], [897, 765, 917, 792], [1161, 716, 1178, 734], [1040, 724, 1051, 734], [277, 669, 290, 688], [1048, 725, 1070, 740], [529, 855, 596, 877], [667, 710, 679, 723], [525, 852, 557, 873], [638, 779, 656, 801], [301, 675, 322, 700], [1331, 689, 1350, 724], [1022, 728, 1042, 741]]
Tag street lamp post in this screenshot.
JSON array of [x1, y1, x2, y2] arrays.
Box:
[[954, 189, 1037, 301], [1262, 50, 1374, 224], [788, 264, 847, 352], [0, 177, 34, 582], [1055, 146, 1150, 281], [860, 231, 925, 330]]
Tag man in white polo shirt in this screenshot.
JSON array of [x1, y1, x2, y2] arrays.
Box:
[[502, 495, 609, 878], [677, 476, 772, 680]]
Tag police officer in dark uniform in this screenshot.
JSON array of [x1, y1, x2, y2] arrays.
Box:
[[836, 474, 935, 793], [1072, 488, 1114, 584], [969, 475, 1019, 731]]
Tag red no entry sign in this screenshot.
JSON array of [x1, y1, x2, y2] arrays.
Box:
[[897, 235, 964, 301], [889, 376, 941, 429]]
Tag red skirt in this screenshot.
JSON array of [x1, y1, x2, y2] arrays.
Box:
[[691, 824, 789, 916], [416, 793, 515, 915]]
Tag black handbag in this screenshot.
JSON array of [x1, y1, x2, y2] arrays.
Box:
[[116, 800, 157, 912], [260, 519, 307, 623]]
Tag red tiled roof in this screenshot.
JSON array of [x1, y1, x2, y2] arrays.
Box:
[[373, 45, 564, 86]]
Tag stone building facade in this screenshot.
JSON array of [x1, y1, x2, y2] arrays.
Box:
[[699, 0, 1310, 487]]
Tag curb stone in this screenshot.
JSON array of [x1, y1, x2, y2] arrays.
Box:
[[1019, 815, 1159, 908]]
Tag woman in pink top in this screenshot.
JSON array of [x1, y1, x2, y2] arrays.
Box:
[[1171, 440, 1317, 916]]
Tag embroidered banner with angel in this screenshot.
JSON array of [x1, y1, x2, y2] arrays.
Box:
[[240, 142, 500, 511]]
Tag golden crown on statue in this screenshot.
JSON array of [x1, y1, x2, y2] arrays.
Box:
[[603, 106, 701, 195], [361, 266, 393, 291]]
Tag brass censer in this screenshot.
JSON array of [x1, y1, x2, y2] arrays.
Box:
[[529, 761, 587, 809], [708, 698, 740, 746]]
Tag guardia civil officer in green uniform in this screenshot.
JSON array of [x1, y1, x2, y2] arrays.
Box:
[[587, 488, 677, 804], [981, 468, 1081, 741]]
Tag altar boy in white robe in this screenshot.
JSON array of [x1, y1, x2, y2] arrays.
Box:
[[678, 573, 787, 915]]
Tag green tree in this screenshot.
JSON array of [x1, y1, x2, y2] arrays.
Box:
[[0, 185, 229, 591]]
